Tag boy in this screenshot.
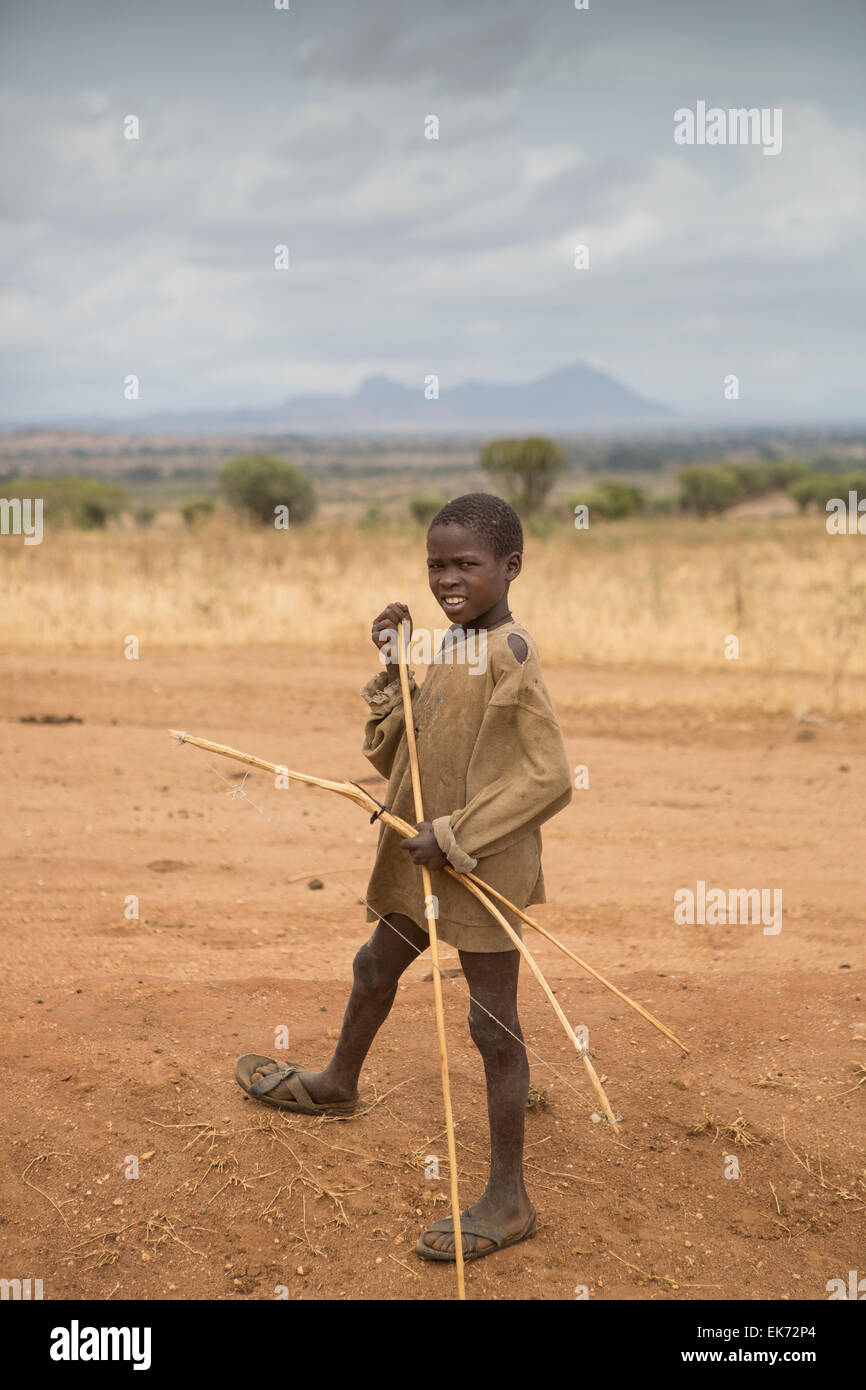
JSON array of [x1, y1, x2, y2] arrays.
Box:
[[236, 492, 573, 1262]]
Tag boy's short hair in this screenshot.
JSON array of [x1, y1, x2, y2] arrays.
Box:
[[428, 492, 524, 559]]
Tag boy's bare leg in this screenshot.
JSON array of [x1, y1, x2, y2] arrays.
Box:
[[248, 912, 428, 1105], [420, 947, 533, 1254]]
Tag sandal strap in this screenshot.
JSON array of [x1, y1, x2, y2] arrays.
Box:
[[249, 1062, 314, 1108], [455, 1216, 509, 1246], [424, 1213, 505, 1248], [248, 1062, 293, 1096], [424, 1209, 535, 1251]]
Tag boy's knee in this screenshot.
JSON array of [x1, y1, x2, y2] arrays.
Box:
[[468, 1002, 518, 1055], [353, 940, 399, 1000]]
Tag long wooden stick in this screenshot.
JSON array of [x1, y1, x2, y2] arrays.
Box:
[[394, 621, 465, 1299], [168, 729, 687, 1052]]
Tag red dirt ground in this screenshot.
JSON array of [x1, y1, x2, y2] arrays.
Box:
[[1, 649, 863, 1301]]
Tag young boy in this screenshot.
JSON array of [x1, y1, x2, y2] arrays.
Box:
[[236, 492, 573, 1262]]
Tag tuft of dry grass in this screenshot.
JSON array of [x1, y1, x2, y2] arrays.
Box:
[[526, 1083, 550, 1110], [688, 1109, 765, 1147], [20, 1152, 74, 1228], [2, 513, 865, 713], [832, 1062, 866, 1099]]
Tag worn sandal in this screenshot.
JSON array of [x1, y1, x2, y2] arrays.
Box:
[[234, 1054, 358, 1117], [416, 1207, 537, 1263]]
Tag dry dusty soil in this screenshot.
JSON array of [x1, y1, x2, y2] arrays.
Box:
[[1, 649, 863, 1301]]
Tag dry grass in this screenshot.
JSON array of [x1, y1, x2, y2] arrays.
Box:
[[688, 1110, 765, 1147], [832, 1062, 866, 1098], [526, 1083, 550, 1110], [2, 512, 865, 713], [781, 1118, 866, 1209]]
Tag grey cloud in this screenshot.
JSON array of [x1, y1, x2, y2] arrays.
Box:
[[294, 3, 541, 93], [0, 0, 863, 420]]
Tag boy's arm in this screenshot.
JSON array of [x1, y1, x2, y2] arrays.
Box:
[[361, 600, 418, 779], [360, 667, 418, 779]]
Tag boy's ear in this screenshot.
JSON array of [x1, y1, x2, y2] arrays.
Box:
[[506, 551, 523, 579]]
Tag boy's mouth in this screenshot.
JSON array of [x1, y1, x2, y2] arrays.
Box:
[[440, 595, 469, 612]]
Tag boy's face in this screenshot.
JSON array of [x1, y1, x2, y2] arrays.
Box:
[[426, 522, 521, 627]]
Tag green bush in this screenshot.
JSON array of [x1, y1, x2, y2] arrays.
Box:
[[676, 460, 813, 516], [724, 459, 810, 497], [409, 494, 449, 526], [0, 476, 128, 529], [219, 454, 316, 525], [725, 462, 773, 498], [768, 459, 809, 488], [788, 476, 824, 511], [677, 465, 743, 516], [569, 482, 645, 521], [133, 506, 156, 528], [480, 436, 565, 517], [359, 504, 381, 529], [788, 472, 866, 512], [179, 496, 215, 526]]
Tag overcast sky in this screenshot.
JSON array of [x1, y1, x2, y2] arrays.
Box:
[[1, 0, 864, 424]]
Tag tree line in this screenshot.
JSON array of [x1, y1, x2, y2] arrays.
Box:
[[2, 441, 863, 530]]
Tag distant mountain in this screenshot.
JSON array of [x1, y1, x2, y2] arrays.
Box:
[[3, 363, 672, 436], [276, 364, 671, 432]]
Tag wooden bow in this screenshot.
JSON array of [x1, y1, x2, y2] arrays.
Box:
[[167, 729, 688, 1056]]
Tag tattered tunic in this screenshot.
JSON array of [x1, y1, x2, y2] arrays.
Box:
[[360, 618, 573, 953]]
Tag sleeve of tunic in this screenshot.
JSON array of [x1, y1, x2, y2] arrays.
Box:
[[431, 639, 572, 866], [360, 667, 418, 779]]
